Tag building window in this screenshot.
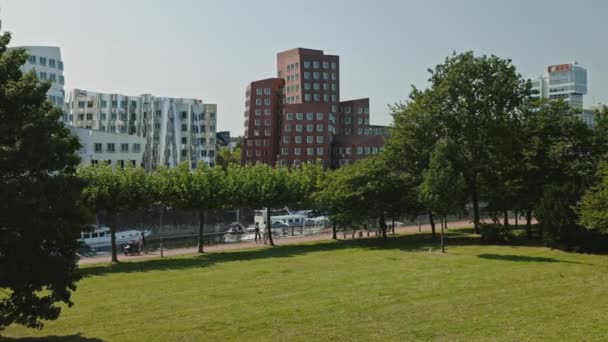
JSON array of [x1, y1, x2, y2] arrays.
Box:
[[133, 144, 141, 153], [255, 99, 262, 105], [283, 136, 290, 143], [331, 73, 337, 80], [107, 143, 115, 153], [295, 136, 302, 144], [314, 94, 320, 101], [264, 129, 271, 136], [304, 94, 311, 102], [281, 148, 289, 156], [307, 124, 313, 132], [323, 72, 329, 80], [120, 125, 127, 133], [254, 119, 261, 126], [317, 147, 324, 155], [256, 88, 263, 95], [264, 88, 271, 95], [265, 119, 271, 126], [307, 136, 313, 144], [304, 61, 311, 68], [306, 112, 314, 120], [59, 76, 65, 85], [285, 124, 292, 132], [264, 109, 271, 115], [323, 61, 329, 69], [323, 94, 329, 102], [182, 124, 187, 132], [296, 124, 303, 132], [304, 83, 311, 90], [317, 136, 323, 143], [120, 143, 129, 152], [331, 62, 337, 69], [28, 55, 36, 64], [264, 99, 271, 105], [357, 147, 363, 155], [94, 143, 102, 153], [287, 113, 294, 120], [58, 61, 64, 70], [307, 148, 314, 156], [294, 148, 301, 156], [181, 137, 187, 144], [313, 61, 320, 68], [49, 73, 56, 82], [304, 72, 310, 80], [317, 124, 324, 132], [314, 83, 320, 90], [296, 113, 303, 120]]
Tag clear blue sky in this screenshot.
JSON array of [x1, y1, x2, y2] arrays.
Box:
[[2, 0, 607, 134]]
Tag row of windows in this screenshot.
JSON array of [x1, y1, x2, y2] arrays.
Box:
[[27, 55, 64, 70], [303, 60, 337, 70], [277, 159, 326, 167], [284, 124, 325, 133], [282, 136, 324, 144], [336, 146, 382, 155], [285, 84, 300, 93], [251, 129, 272, 137], [304, 82, 337, 91], [253, 119, 273, 126], [91, 159, 137, 167], [93, 143, 141, 154], [303, 93, 337, 103], [48, 95, 64, 106], [342, 106, 369, 114], [255, 88, 272, 95], [341, 127, 373, 136], [286, 63, 299, 71], [285, 73, 299, 82], [342, 117, 370, 125], [181, 137, 217, 145], [286, 112, 324, 120], [303, 72, 337, 81], [246, 139, 271, 147], [285, 95, 299, 103], [198, 150, 216, 157], [255, 98, 272, 106], [38, 72, 65, 84], [181, 123, 216, 132], [280, 147, 324, 156], [254, 108, 272, 116]]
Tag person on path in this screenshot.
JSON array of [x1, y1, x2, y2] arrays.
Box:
[[254, 223, 262, 243], [138, 231, 146, 255]]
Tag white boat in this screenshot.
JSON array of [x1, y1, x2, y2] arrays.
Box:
[[78, 225, 152, 249], [253, 208, 329, 236]]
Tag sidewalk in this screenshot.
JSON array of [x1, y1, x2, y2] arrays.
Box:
[[79, 219, 475, 265]]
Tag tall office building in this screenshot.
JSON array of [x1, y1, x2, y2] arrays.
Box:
[[242, 48, 385, 167], [530, 62, 587, 110], [65, 89, 217, 170], [14, 46, 65, 106]]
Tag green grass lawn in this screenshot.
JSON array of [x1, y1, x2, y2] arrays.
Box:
[[3, 230, 608, 341]]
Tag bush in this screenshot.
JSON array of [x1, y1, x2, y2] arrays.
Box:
[[479, 224, 514, 244]]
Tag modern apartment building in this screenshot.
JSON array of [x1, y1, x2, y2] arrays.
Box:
[[530, 62, 588, 110], [14, 46, 65, 106], [242, 48, 386, 168], [69, 127, 146, 167], [65, 89, 217, 169]]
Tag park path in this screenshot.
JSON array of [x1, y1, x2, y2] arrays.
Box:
[[79, 219, 478, 265]]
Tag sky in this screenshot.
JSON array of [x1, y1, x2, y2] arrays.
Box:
[[2, 0, 607, 134]]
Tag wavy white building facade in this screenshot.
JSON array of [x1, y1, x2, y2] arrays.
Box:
[[65, 89, 217, 170], [15, 46, 65, 106]]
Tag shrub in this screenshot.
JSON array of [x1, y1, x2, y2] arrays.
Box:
[[479, 223, 514, 244]]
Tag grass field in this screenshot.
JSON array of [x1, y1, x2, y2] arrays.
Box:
[[3, 230, 608, 341]]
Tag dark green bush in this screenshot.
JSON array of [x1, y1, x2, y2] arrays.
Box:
[[479, 223, 514, 244]]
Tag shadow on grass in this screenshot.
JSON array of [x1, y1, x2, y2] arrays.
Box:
[[0, 333, 103, 341], [478, 254, 584, 264], [79, 231, 482, 278]]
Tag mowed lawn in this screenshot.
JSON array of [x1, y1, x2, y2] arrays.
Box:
[[3, 230, 608, 341]]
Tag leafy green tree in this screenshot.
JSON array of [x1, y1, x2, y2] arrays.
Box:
[[0, 32, 87, 329], [390, 52, 528, 233], [578, 160, 608, 233], [419, 139, 466, 252], [215, 147, 241, 170], [79, 164, 152, 263], [149, 166, 174, 257], [170, 162, 226, 253]]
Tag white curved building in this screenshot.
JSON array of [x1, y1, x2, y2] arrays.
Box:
[[15, 46, 65, 106]]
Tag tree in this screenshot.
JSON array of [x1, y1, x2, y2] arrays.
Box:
[[215, 147, 241, 170], [578, 160, 608, 234], [0, 32, 87, 329], [79, 164, 152, 263], [419, 139, 466, 252], [390, 52, 528, 233], [170, 162, 226, 253], [149, 166, 174, 257]]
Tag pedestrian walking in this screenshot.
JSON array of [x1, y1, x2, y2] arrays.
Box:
[[254, 222, 262, 243], [138, 231, 146, 255]]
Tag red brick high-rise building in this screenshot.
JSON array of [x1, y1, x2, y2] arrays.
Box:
[[242, 48, 385, 167]]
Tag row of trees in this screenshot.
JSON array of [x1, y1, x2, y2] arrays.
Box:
[[78, 162, 325, 262]]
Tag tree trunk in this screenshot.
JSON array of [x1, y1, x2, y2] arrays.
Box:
[[391, 217, 395, 235], [526, 208, 533, 238], [440, 215, 445, 253], [379, 215, 388, 239], [198, 210, 205, 253], [428, 212, 436, 239], [159, 207, 164, 258], [418, 216, 421, 232], [503, 210, 509, 227], [444, 216, 448, 230], [266, 207, 275, 246], [332, 221, 337, 240], [515, 212, 519, 228], [110, 212, 119, 263], [471, 175, 481, 234]]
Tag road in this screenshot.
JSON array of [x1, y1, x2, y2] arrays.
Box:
[[79, 219, 478, 265]]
